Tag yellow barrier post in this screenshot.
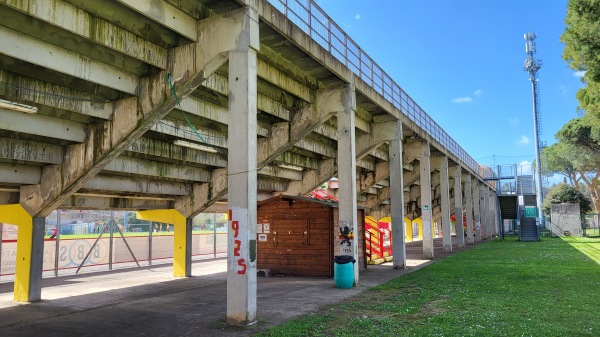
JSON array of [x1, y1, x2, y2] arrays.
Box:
[[0, 204, 44, 302], [136, 210, 190, 277], [404, 217, 413, 242]]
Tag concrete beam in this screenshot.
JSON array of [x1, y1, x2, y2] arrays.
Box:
[[175, 168, 228, 218], [0, 137, 63, 164], [295, 138, 337, 158], [257, 85, 345, 169], [282, 158, 336, 196], [358, 162, 390, 195], [115, 0, 197, 41], [355, 120, 400, 159], [81, 175, 190, 196], [0, 163, 41, 185], [61, 194, 172, 210], [1, 0, 167, 69], [258, 166, 303, 181], [127, 138, 227, 168], [0, 25, 138, 95], [0, 70, 114, 120], [150, 118, 228, 148], [257, 178, 287, 192], [103, 156, 212, 182], [1, 107, 86, 142], [258, 58, 312, 102]]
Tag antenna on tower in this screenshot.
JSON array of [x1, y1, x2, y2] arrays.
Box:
[[523, 32, 545, 228]]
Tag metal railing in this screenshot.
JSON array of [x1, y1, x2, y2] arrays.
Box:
[[268, 0, 481, 175]]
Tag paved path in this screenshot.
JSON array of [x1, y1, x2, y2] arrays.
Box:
[[0, 237, 484, 337]]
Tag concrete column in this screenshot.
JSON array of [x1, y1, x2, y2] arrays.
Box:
[[491, 190, 498, 237], [464, 174, 474, 245], [451, 166, 464, 248], [437, 156, 451, 253], [480, 185, 488, 240], [419, 143, 434, 259], [489, 189, 497, 237], [337, 84, 359, 283], [227, 6, 259, 325], [473, 180, 481, 242], [389, 126, 406, 269]]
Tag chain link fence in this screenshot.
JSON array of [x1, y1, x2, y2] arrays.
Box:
[[0, 210, 228, 283], [582, 214, 600, 237]]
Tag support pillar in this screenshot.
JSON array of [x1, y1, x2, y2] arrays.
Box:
[[389, 125, 406, 269], [488, 188, 496, 238], [480, 185, 488, 240], [0, 205, 43, 302], [337, 84, 359, 283], [485, 187, 492, 239], [436, 156, 451, 253], [451, 166, 464, 248], [226, 6, 259, 325], [464, 174, 474, 245], [405, 218, 413, 242], [473, 180, 481, 242], [137, 210, 191, 277], [419, 143, 434, 259], [491, 190, 498, 237]]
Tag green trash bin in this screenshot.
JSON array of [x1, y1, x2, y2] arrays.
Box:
[[334, 255, 355, 288]]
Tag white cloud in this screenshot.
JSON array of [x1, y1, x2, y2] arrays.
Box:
[[574, 70, 586, 78], [508, 117, 520, 127], [355, 14, 360, 20], [451, 97, 472, 103], [518, 135, 530, 145], [519, 160, 533, 174], [473, 89, 483, 96]]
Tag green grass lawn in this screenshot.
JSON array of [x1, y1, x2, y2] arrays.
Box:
[[258, 237, 600, 337]]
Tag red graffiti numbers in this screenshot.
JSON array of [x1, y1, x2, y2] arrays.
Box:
[[231, 220, 239, 237], [230, 213, 247, 275], [237, 259, 247, 274], [233, 240, 241, 256]]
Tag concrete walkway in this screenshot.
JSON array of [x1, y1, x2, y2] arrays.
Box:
[[0, 237, 483, 337]]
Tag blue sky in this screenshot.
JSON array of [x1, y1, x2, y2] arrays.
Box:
[[313, 0, 583, 170]]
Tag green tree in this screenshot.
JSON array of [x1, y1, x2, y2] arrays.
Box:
[[542, 183, 592, 218], [544, 142, 581, 188], [562, 0, 600, 118], [551, 119, 600, 212]]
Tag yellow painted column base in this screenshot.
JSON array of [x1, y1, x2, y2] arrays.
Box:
[[137, 210, 189, 277], [0, 204, 35, 302]]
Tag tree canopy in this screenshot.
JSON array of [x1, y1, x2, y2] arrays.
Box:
[[561, 0, 600, 118], [542, 183, 592, 217]]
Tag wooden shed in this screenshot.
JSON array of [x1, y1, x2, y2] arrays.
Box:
[[256, 195, 366, 277]]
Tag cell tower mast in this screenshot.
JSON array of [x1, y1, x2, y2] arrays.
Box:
[[523, 32, 545, 227]]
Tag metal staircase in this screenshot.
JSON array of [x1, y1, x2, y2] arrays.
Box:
[[519, 217, 540, 241], [483, 164, 540, 240], [499, 196, 518, 219]]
